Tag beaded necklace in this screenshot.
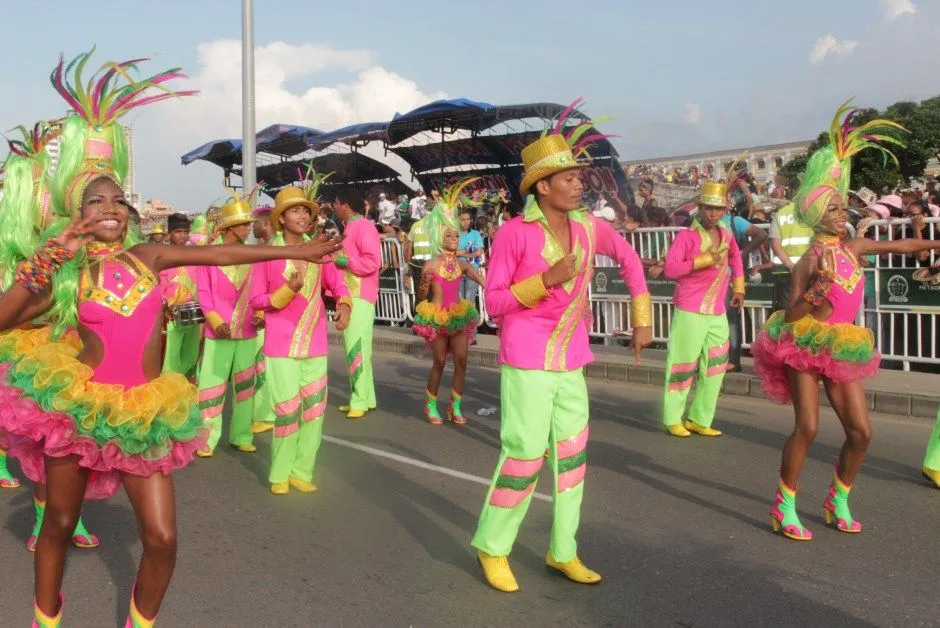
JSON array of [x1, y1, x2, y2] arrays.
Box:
[[815, 234, 862, 293], [437, 250, 461, 281]]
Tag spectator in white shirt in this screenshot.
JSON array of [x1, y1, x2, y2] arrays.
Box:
[[377, 193, 399, 226], [409, 191, 428, 221]]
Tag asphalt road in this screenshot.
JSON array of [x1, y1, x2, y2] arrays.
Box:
[[1, 350, 938, 626]]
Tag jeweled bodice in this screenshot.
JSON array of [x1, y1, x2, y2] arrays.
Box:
[[815, 237, 864, 324], [433, 254, 462, 307], [78, 247, 160, 385]]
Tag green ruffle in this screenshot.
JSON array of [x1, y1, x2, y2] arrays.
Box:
[[764, 311, 875, 363]]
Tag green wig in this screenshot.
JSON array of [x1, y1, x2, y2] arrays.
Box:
[[425, 177, 481, 256], [794, 100, 905, 231]]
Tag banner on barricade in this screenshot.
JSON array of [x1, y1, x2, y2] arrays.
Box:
[[878, 268, 940, 309], [591, 266, 774, 303], [379, 268, 399, 291]]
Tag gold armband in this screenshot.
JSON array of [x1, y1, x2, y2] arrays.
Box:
[[630, 292, 653, 328], [510, 273, 549, 308], [693, 253, 716, 270], [205, 311, 226, 332], [270, 285, 297, 310], [253, 310, 265, 321], [731, 277, 746, 296], [336, 296, 353, 311]]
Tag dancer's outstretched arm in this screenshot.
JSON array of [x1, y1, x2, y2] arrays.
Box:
[[140, 234, 345, 273]]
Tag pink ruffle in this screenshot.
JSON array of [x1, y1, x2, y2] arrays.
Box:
[[0, 370, 207, 500], [751, 332, 881, 405]]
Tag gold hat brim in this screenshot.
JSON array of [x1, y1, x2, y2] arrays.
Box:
[[518, 163, 587, 197], [270, 197, 318, 231]]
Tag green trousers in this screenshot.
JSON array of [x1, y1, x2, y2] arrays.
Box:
[[472, 366, 589, 562], [267, 356, 328, 484], [197, 337, 257, 451], [662, 309, 730, 428], [162, 321, 202, 380], [343, 297, 376, 411], [923, 407, 940, 472], [253, 331, 275, 424]]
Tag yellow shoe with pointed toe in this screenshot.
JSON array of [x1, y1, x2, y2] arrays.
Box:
[[270, 482, 289, 495], [666, 424, 691, 438], [289, 477, 318, 493], [195, 448, 214, 458], [346, 409, 366, 420], [923, 467, 940, 489], [232, 443, 257, 453], [477, 551, 519, 592], [683, 421, 722, 437], [545, 554, 602, 584], [338, 405, 352, 413], [251, 422, 274, 434]]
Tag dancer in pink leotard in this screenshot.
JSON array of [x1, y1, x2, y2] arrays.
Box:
[[0, 51, 344, 627], [752, 102, 940, 543], [413, 180, 485, 425]]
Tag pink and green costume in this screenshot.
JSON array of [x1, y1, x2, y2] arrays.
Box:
[[195, 254, 258, 452], [471, 201, 651, 561], [335, 215, 382, 412], [0, 248, 206, 499], [412, 262, 480, 346], [752, 237, 879, 404], [250, 234, 351, 486], [662, 221, 745, 428]]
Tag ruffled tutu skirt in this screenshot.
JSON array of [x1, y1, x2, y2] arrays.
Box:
[[413, 299, 480, 347], [751, 311, 880, 405], [0, 327, 207, 499]]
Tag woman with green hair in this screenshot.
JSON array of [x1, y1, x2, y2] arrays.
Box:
[[753, 102, 940, 542], [413, 179, 485, 424]]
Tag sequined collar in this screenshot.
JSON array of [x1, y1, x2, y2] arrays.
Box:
[[815, 234, 843, 246], [86, 241, 124, 258]]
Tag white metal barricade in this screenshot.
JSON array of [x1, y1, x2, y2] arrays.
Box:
[[375, 237, 410, 325]]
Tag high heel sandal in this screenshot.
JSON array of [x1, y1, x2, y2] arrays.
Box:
[[425, 390, 443, 425], [822, 469, 862, 533], [447, 390, 467, 425], [769, 479, 812, 541]]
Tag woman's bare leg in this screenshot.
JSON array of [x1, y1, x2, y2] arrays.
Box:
[[779, 368, 820, 489], [122, 472, 177, 619]]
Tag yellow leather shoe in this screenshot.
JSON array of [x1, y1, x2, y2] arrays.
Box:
[[251, 422, 274, 434], [231, 443, 257, 453], [195, 448, 214, 458], [338, 405, 353, 413], [666, 424, 691, 438], [289, 477, 318, 493], [270, 482, 289, 495], [683, 421, 722, 437], [477, 550, 519, 592], [923, 467, 940, 489], [545, 553, 602, 584], [346, 409, 366, 420]]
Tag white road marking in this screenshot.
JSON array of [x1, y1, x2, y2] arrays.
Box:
[[322, 435, 552, 503]]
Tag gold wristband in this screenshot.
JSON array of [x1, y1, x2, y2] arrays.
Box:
[[270, 285, 297, 309], [205, 311, 226, 332], [693, 253, 716, 270], [630, 292, 653, 328], [731, 277, 746, 296], [510, 273, 549, 308]]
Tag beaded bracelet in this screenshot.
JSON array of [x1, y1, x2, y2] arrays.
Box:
[[14, 241, 74, 294]]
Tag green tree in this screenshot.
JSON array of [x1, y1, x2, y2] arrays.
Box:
[[780, 97, 940, 194]]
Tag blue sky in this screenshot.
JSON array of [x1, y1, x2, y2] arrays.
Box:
[[0, 0, 935, 210]]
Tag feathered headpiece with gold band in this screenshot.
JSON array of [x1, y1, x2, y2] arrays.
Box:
[[794, 99, 906, 231], [518, 98, 617, 197], [31, 49, 197, 339], [299, 161, 333, 205], [0, 120, 63, 289], [426, 177, 479, 256], [269, 163, 331, 231], [50, 48, 197, 216]]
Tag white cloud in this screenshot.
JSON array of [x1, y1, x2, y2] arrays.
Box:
[[881, 0, 916, 21], [143, 39, 446, 209], [683, 102, 702, 124], [809, 34, 859, 65]]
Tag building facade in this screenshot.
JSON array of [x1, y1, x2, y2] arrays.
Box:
[[622, 140, 813, 182]]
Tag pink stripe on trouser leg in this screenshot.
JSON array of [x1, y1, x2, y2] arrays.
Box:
[[557, 464, 586, 492], [235, 386, 255, 402], [233, 367, 255, 384], [303, 401, 327, 422], [274, 422, 299, 437], [347, 354, 363, 375], [489, 484, 536, 508], [301, 375, 328, 398], [708, 341, 730, 359], [706, 364, 727, 378], [275, 396, 301, 417], [670, 361, 698, 375], [198, 383, 227, 402], [556, 427, 589, 459], [499, 457, 543, 477]]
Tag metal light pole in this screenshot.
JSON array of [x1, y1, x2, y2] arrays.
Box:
[[241, 0, 256, 207]]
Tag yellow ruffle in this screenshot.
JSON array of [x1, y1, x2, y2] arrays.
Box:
[[416, 300, 473, 326], [1, 327, 197, 435]]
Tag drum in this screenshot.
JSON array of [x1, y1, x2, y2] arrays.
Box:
[[172, 301, 205, 326]]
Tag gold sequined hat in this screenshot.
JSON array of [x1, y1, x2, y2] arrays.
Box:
[[215, 196, 256, 231], [698, 181, 729, 208], [148, 223, 167, 236], [518, 97, 617, 197]]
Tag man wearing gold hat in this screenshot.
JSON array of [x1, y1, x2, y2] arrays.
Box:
[[147, 223, 167, 244], [193, 194, 261, 457], [249, 185, 351, 495], [470, 100, 653, 592], [661, 180, 745, 438]]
